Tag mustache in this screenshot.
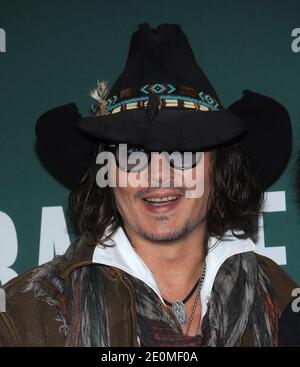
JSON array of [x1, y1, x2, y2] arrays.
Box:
[[133, 186, 185, 200]]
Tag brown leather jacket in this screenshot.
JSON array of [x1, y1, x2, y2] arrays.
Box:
[[0, 235, 298, 347]]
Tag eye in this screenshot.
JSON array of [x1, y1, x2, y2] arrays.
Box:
[[169, 151, 203, 169], [114, 144, 149, 172], [127, 145, 147, 155], [191, 152, 203, 165]]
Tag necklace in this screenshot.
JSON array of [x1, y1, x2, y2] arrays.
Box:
[[162, 261, 206, 328], [162, 278, 200, 308], [184, 262, 206, 336]]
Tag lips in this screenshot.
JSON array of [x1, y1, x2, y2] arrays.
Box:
[[143, 195, 180, 204], [141, 190, 183, 212]]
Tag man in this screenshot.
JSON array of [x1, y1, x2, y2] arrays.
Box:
[[0, 23, 298, 347]]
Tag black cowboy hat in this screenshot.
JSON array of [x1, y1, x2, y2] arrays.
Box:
[[35, 23, 292, 190], [75, 23, 245, 152]]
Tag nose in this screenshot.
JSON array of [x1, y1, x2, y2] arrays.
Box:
[[148, 152, 173, 187]]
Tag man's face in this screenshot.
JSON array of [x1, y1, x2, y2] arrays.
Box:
[[111, 147, 212, 242]]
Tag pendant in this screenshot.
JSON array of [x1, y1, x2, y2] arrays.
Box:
[[172, 300, 187, 325]]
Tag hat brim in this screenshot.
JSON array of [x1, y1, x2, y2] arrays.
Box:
[[35, 103, 98, 189], [76, 108, 246, 152], [35, 90, 292, 190], [228, 89, 292, 188]]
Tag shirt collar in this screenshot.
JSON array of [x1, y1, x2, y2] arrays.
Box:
[[92, 226, 256, 320]]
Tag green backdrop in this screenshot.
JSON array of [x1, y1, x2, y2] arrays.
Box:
[[0, 0, 299, 285]]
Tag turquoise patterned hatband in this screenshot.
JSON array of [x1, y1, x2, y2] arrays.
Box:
[[101, 83, 221, 115]]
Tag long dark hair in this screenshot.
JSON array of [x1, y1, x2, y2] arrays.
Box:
[[68, 142, 265, 245]]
